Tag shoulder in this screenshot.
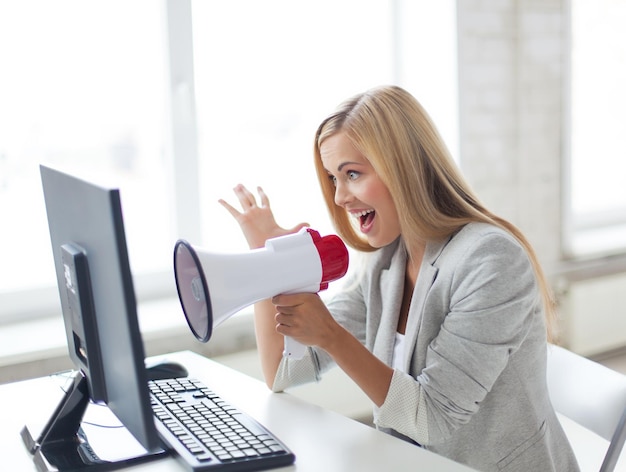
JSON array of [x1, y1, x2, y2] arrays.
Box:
[[452, 221, 517, 247], [437, 222, 524, 263], [426, 225, 541, 334], [432, 222, 533, 284]]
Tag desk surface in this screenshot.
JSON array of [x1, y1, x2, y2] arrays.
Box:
[[1, 350, 475, 471]]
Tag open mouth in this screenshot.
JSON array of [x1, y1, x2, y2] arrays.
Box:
[[352, 209, 375, 232]]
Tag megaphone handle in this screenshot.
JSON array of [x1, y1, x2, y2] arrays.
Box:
[[283, 336, 307, 359]]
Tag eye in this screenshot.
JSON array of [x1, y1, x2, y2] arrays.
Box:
[[328, 174, 337, 187], [347, 170, 360, 181]]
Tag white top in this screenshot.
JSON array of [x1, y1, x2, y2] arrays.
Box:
[[392, 332, 406, 371]]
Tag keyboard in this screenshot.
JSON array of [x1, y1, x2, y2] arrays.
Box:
[[149, 377, 296, 471]]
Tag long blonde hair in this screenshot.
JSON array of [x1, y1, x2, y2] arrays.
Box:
[[313, 85, 556, 340]]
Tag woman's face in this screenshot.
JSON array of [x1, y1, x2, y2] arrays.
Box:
[[320, 132, 401, 248]]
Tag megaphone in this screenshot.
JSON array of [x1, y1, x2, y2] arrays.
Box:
[[173, 227, 349, 359]]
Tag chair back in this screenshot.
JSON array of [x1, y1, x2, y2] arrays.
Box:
[[601, 408, 626, 472], [547, 344, 626, 472]]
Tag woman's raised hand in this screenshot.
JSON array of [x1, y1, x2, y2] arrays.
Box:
[[219, 184, 309, 249]]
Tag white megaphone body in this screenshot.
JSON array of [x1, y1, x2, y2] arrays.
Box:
[[174, 227, 349, 359]]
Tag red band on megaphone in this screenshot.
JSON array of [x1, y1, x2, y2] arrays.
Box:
[[306, 228, 349, 290]]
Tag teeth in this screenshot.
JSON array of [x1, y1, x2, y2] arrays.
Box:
[[351, 209, 374, 219]]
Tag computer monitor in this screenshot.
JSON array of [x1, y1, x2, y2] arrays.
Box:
[[21, 165, 167, 470]]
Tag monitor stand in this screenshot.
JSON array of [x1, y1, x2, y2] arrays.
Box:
[[21, 372, 168, 472]]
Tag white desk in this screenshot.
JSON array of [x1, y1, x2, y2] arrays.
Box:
[[1, 351, 475, 471]]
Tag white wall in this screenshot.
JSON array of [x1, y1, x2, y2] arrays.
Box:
[[457, 0, 563, 273], [561, 273, 626, 356], [456, 0, 625, 354]]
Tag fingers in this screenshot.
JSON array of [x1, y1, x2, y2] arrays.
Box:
[[218, 184, 265, 216], [272, 294, 303, 332], [219, 184, 307, 250], [223, 184, 272, 213], [272, 293, 304, 309], [257, 186, 270, 208], [217, 198, 241, 219], [233, 184, 259, 210], [272, 294, 326, 347], [275, 311, 295, 328]]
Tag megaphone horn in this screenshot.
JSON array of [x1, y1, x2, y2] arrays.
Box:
[[174, 228, 349, 359]]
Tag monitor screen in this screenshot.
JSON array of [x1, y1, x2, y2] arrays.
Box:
[[22, 165, 164, 468]]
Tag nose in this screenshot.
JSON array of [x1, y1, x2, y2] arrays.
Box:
[[334, 180, 352, 207]]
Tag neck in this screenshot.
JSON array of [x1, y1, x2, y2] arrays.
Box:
[[405, 243, 425, 284], [406, 240, 425, 263]]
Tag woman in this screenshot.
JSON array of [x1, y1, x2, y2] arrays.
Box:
[[219, 85, 578, 471]]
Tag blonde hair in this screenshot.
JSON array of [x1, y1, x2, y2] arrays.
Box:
[[313, 85, 556, 340]]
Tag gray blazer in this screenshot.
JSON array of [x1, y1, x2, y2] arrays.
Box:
[[273, 223, 579, 471]]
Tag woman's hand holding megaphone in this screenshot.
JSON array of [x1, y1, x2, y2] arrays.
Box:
[[272, 292, 342, 355], [218, 184, 309, 249]]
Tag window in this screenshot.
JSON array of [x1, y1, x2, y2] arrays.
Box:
[[191, 1, 394, 250], [566, 0, 626, 257], [0, 1, 172, 320], [0, 0, 458, 323], [191, 0, 459, 251]]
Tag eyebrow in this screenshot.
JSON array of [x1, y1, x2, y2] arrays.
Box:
[[337, 161, 363, 172]]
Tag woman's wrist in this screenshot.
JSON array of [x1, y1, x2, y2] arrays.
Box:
[[318, 323, 351, 357]]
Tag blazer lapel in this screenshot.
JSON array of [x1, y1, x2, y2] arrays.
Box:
[[372, 241, 406, 365], [402, 237, 448, 371]]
